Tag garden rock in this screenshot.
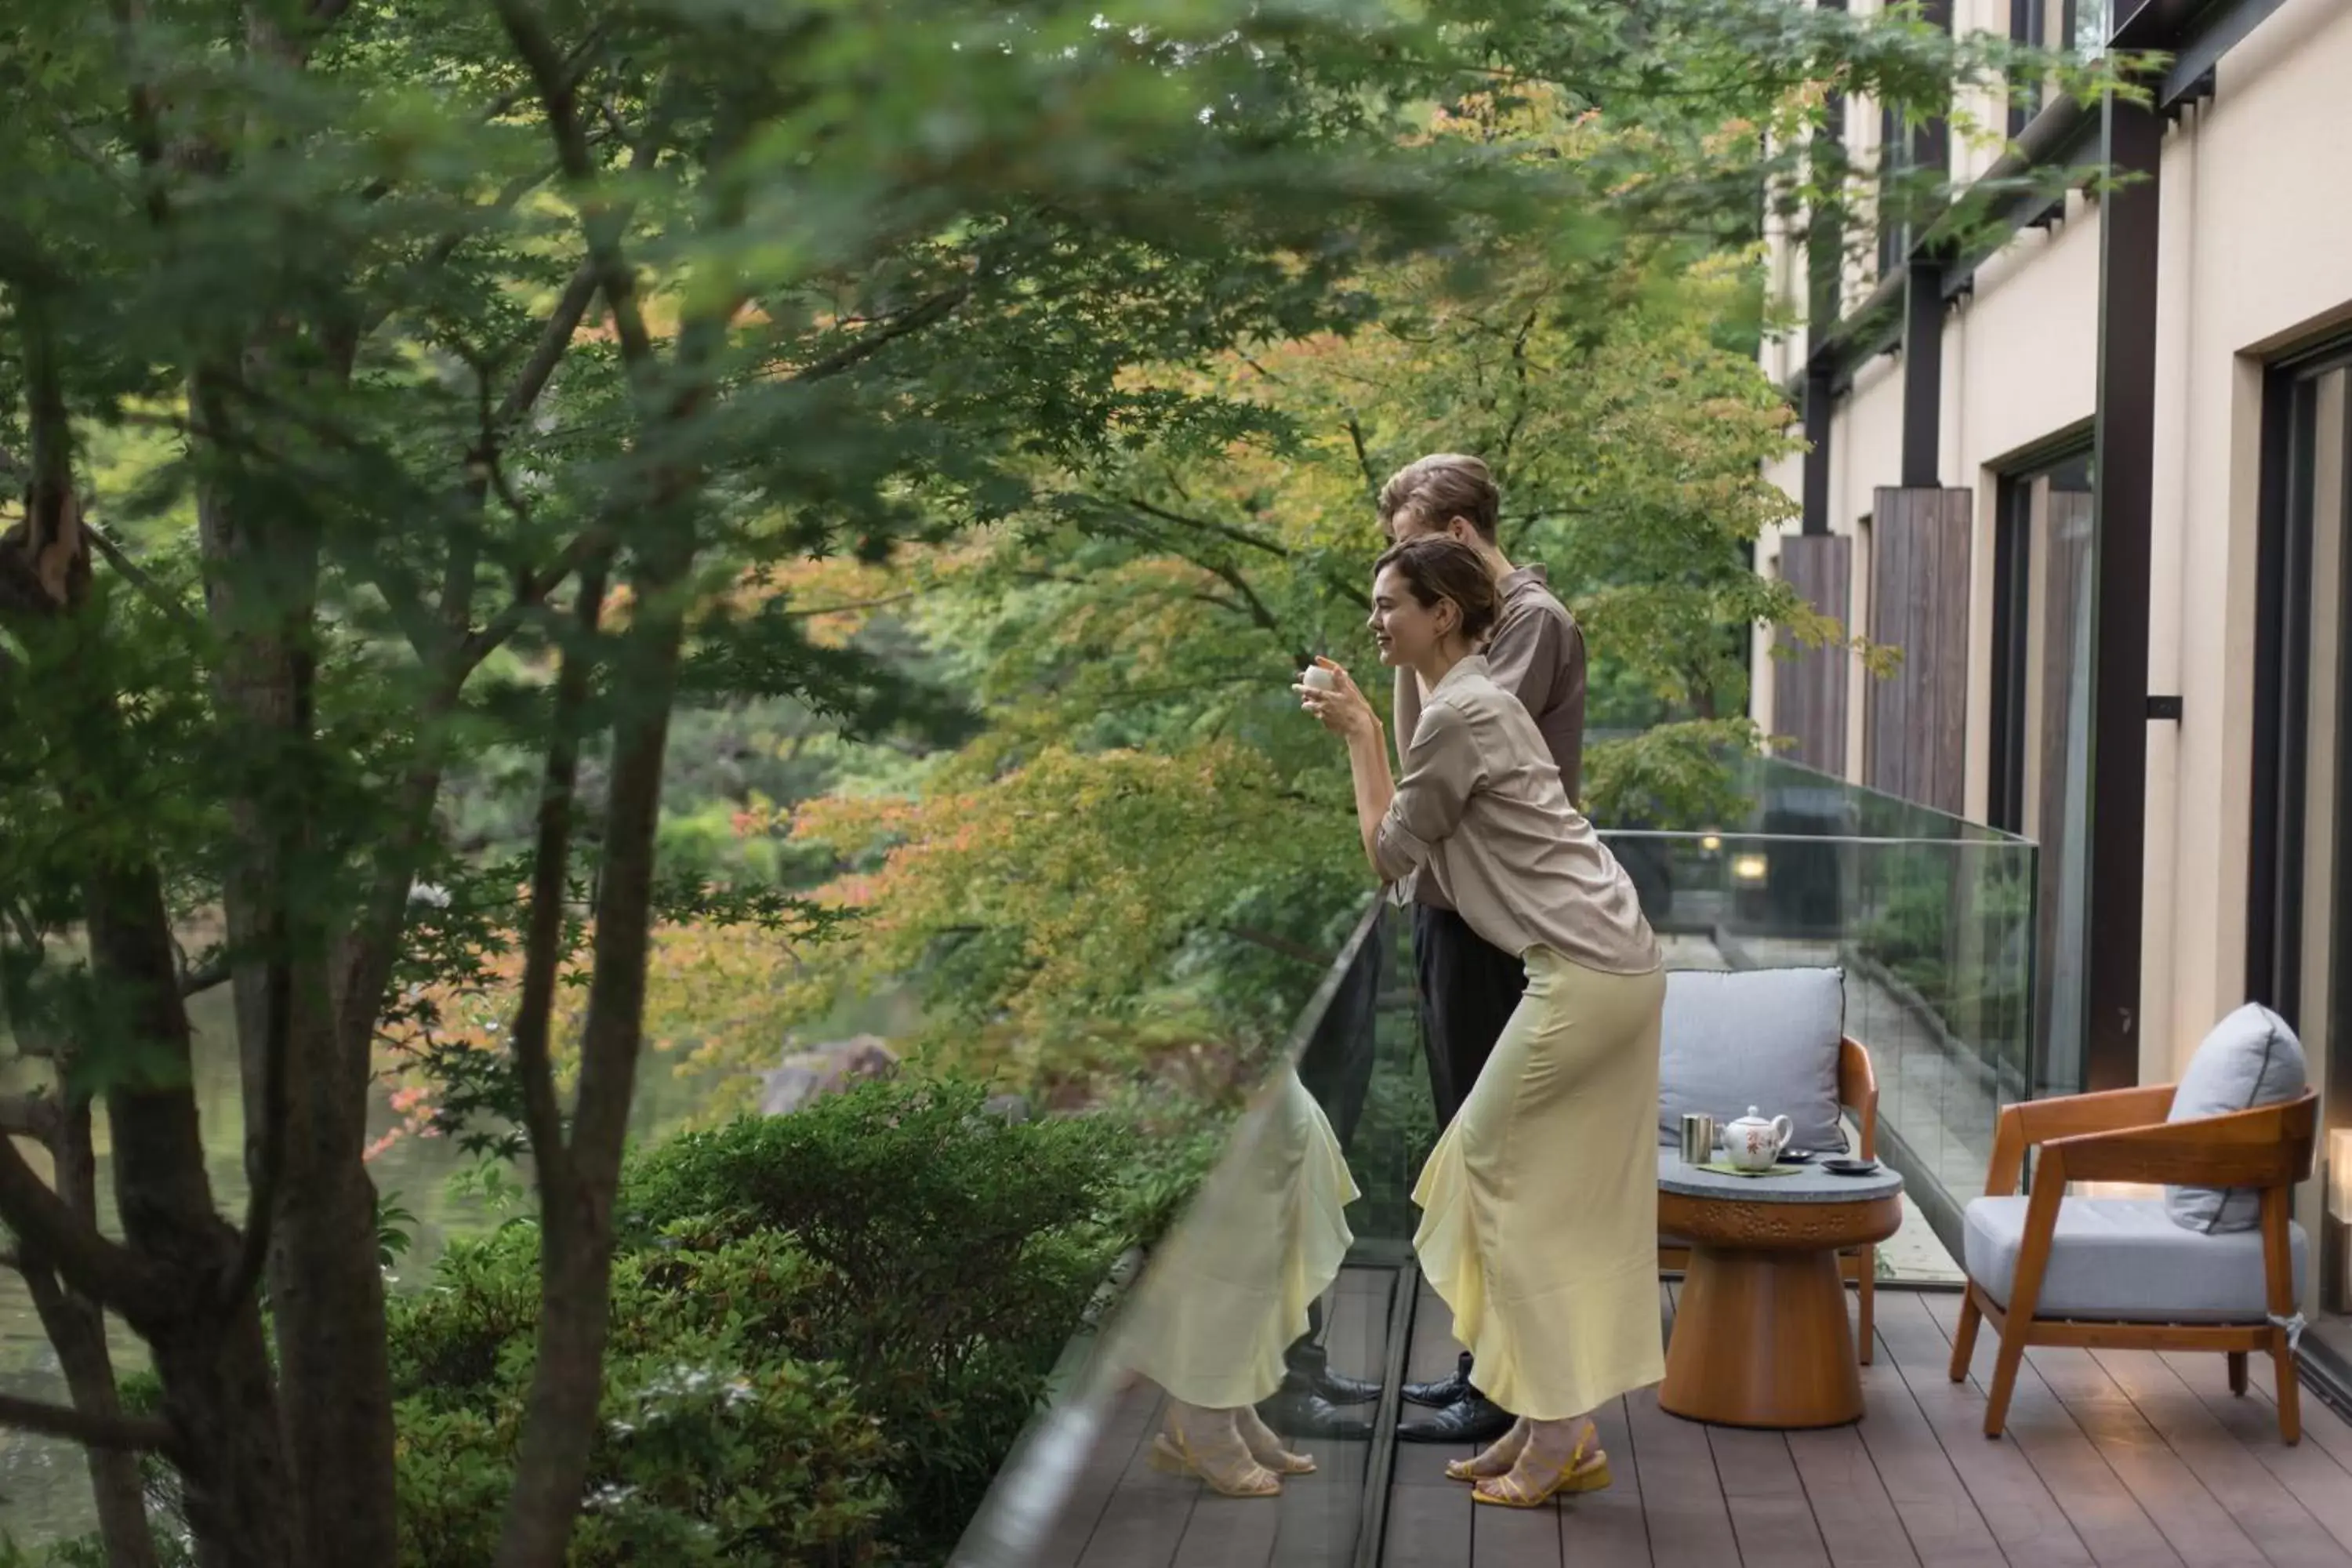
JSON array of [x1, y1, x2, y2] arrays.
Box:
[[758, 1035, 900, 1116]]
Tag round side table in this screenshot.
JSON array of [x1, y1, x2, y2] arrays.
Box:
[[1657, 1152, 1904, 1428]]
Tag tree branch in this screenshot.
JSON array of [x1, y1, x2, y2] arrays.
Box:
[[177, 954, 230, 999], [1112, 494, 1290, 560], [494, 263, 599, 430], [85, 522, 202, 637], [789, 285, 970, 384], [0, 1094, 60, 1142], [0, 1390, 173, 1453], [1225, 926, 1334, 969], [493, 0, 658, 371], [456, 525, 612, 674], [0, 1138, 154, 1316], [506, 553, 612, 1179]]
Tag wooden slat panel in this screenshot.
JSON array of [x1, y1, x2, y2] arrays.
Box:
[[1867, 488, 1973, 814], [1776, 533, 1854, 775], [1870, 1292, 2095, 1565]]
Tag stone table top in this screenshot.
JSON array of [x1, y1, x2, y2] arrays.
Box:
[[1657, 1147, 1905, 1205]]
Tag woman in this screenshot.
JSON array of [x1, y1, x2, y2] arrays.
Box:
[[1296, 534, 1665, 1509]]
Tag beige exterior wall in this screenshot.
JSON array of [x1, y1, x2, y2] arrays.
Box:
[[1754, 0, 2352, 1263]]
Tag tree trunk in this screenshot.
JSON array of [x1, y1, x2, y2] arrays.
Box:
[[83, 863, 297, 1568], [495, 535, 695, 1568], [29, 1101, 162, 1568], [194, 444, 400, 1568], [24, 1266, 159, 1568]]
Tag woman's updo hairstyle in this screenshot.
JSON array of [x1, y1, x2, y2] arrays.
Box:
[[1373, 535, 1500, 644]]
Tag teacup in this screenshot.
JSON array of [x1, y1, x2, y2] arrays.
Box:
[[1299, 665, 1337, 692]]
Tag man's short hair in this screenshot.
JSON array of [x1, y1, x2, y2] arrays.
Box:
[[1377, 453, 1501, 543]]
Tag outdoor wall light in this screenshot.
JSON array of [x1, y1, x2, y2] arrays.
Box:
[[1731, 853, 1769, 884], [1700, 833, 1722, 854], [2328, 1129, 2352, 1318]]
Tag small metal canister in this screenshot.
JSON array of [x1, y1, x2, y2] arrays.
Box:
[[1679, 1112, 1717, 1166]]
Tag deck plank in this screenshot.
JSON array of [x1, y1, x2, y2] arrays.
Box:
[[1913, 1293, 2190, 1567], [1846, 1320, 2007, 1568], [1383, 1465, 1473, 1568], [1785, 1417, 1924, 1567], [2088, 1348, 2352, 1568], [1871, 1293, 2096, 1566], [1062, 1286, 2352, 1568], [1035, 1380, 1164, 1568], [1560, 1396, 1653, 1566], [1709, 1425, 1834, 1567], [2155, 1350, 2352, 1558], [1272, 1280, 1380, 1566], [2239, 1353, 2352, 1478], [1075, 1390, 1197, 1568]]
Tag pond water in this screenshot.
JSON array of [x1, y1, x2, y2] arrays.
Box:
[[0, 985, 732, 1549]]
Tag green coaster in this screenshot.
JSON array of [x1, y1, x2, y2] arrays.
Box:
[[1696, 1161, 1804, 1178]]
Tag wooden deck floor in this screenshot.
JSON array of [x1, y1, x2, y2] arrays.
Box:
[[1034, 1276, 2352, 1568], [1387, 1280, 2352, 1568]]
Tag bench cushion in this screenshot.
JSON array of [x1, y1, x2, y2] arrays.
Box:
[[1964, 1197, 2307, 1323], [1657, 967, 1846, 1156], [2167, 1003, 2307, 1234]]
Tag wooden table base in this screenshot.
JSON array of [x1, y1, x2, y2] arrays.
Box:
[[1661, 1243, 1861, 1428]]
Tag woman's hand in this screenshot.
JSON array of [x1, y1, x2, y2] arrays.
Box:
[[1294, 657, 1380, 742]]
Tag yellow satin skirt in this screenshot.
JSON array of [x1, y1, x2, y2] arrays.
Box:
[[1118, 1069, 1360, 1410], [1413, 948, 1666, 1421]]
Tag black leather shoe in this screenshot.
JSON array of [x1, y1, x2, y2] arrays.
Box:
[[1256, 1387, 1375, 1443], [1396, 1388, 1515, 1445], [1402, 1351, 1472, 1410], [1283, 1341, 1381, 1407]]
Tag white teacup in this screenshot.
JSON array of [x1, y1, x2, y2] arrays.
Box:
[[1721, 1107, 1793, 1172], [1299, 665, 1337, 692]]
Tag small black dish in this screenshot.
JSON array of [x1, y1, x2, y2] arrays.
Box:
[[1778, 1149, 1817, 1163], [1820, 1157, 1880, 1177]]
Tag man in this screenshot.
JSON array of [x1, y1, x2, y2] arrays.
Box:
[[1377, 453, 1588, 1445]]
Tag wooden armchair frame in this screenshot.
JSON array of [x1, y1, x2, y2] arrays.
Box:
[[1947, 1084, 2318, 1442], [1661, 1036, 1882, 1363]]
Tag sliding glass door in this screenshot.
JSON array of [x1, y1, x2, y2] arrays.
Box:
[[2251, 350, 2352, 1374], [1991, 451, 2095, 1098]]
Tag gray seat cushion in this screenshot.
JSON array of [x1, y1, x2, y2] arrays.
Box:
[[1964, 1197, 2307, 1323], [2166, 1003, 2307, 1233], [1657, 967, 1846, 1156]]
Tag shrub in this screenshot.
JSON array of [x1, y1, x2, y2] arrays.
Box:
[[389, 1225, 895, 1566], [620, 1079, 1138, 1547]]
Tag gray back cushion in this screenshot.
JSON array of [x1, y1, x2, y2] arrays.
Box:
[[2165, 1003, 2307, 1234], [1657, 967, 1847, 1155]]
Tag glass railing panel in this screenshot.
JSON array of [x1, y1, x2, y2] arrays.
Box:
[[958, 820, 2039, 1563], [1596, 828, 2042, 1252], [951, 900, 1402, 1568]]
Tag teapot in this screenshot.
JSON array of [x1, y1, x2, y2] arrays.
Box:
[[1722, 1107, 1793, 1172]]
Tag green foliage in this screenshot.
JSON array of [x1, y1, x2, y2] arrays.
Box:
[[372, 1079, 1149, 1561], [615, 1079, 1138, 1553]]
